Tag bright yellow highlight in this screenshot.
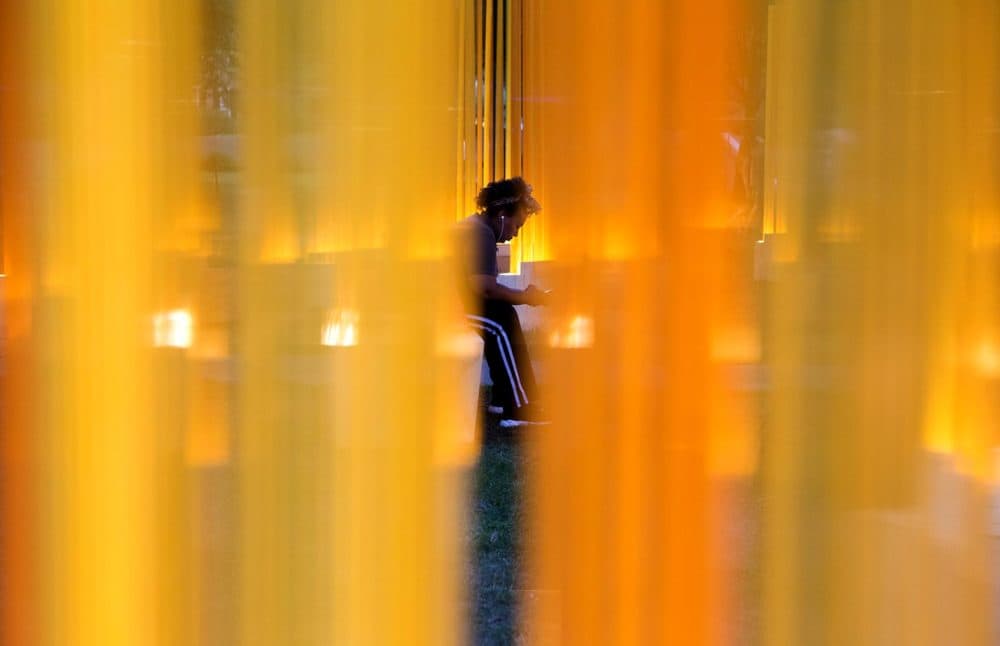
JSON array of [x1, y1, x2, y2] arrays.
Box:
[[548, 315, 595, 349], [153, 310, 195, 349], [321, 309, 360, 347], [973, 338, 1000, 378]]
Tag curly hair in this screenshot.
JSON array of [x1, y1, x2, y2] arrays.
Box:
[[476, 177, 532, 217]]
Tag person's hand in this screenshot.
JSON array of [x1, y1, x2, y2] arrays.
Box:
[[523, 284, 551, 307]]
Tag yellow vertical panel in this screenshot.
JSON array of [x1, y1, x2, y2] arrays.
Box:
[[238, 1, 467, 645], [32, 0, 186, 643], [496, 0, 508, 181], [761, 0, 998, 644], [241, 0, 300, 263], [960, 0, 1000, 484], [237, 5, 327, 644], [759, 2, 819, 642], [458, 0, 479, 217], [508, 0, 523, 180], [761, 4, 782, 236], [473, 0, 486, 199], [516, 0, 550, 264], [153, 4, 202, 644], [483, 0, 496, 184], [506, 0, 522, 275]]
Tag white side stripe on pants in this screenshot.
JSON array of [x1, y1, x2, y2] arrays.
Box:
[[467, 322, 522, 408], [468, 315, 530, 405], [467, 314, 529, 407]]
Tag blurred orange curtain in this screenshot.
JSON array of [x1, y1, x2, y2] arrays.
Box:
[[760, 1, 999, 644], [521, 0, 754, 644], [0, 0, 201, 644], [1, 1, 36, 643]]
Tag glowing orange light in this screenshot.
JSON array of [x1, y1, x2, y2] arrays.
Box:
[[321, 309, 359, 347], [153, 309, 194, 348], [548, 315, 594, 349], [710, 324, 762, 363], [973, 338, 1000, 377]]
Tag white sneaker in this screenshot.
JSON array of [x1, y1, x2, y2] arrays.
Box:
[[499, 418, 551, 429]]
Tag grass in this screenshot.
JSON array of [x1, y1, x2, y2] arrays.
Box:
[[466, 389, 761, 646], [471, 387, 524, 646]]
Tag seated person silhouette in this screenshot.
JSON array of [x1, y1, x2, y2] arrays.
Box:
[[457, 177, 550, 428]]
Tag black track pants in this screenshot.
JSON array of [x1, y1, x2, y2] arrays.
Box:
[[466, 299, 538, 413]]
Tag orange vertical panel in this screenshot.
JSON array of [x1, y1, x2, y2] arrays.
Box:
[[522, 1, 747, 644], [0, 1, 35, 642]]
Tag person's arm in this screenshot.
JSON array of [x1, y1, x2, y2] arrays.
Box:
[[471, 275, 549, 306]]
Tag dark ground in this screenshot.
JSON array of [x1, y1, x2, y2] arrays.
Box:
[[471, 387, 525, 646]]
